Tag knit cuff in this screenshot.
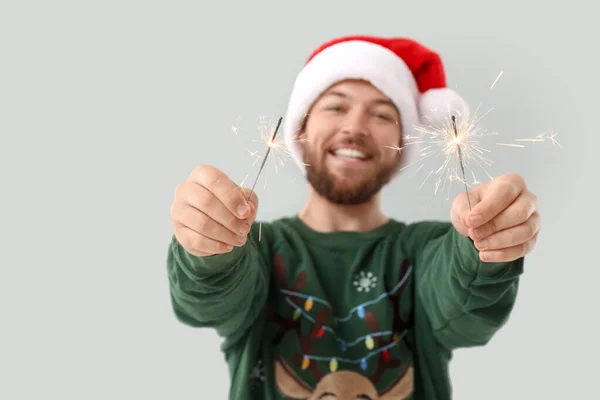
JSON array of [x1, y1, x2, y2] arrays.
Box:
[[454, 230, 522, 280]]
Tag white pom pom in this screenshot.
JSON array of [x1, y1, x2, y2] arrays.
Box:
[[418, 88, 470, 127]]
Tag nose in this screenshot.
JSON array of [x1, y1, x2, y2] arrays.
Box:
[[341, 108, 369, 136]]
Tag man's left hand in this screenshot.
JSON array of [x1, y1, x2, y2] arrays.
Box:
[[451, 173, 541, 262]]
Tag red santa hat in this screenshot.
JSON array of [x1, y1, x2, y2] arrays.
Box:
[[282, 35, 470, 170]]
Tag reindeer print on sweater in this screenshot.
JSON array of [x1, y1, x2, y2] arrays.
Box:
[[266, 253, 414, 399]]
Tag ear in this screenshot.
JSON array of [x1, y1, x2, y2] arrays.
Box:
[[379, 365, 414, 400], [296, 113, 310, 142], [274, 359, 313, 399]]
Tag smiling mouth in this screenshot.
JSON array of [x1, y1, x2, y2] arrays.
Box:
[[328, 147, 373, 161]]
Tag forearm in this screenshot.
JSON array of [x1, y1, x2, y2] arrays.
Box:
[[166, 230, 268, 340], [416, 226, 524, 350]]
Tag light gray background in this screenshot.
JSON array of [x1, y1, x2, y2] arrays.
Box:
[[1, 1, 597, 398]]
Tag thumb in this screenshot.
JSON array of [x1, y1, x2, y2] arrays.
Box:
[[235, 187, 259, 214], [452, 190, 481, 236], [238, 187, 259, 224], [247, 197, 259, 225]]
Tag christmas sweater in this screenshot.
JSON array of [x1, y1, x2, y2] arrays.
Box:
[[166, 216, 524, 399]]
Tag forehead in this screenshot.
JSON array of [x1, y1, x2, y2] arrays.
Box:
[[317, 79, 394, 105]]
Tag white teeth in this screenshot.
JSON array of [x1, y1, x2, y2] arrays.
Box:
[[333, 148, 367, 159]]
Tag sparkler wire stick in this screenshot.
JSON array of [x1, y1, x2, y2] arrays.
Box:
[[451, 115, 472, 211], [246, 116, 283, 201]]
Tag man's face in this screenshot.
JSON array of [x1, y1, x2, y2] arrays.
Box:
[[299, 79, 403, 205]]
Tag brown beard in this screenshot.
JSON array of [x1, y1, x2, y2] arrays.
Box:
[[301, 136, 402, 205]]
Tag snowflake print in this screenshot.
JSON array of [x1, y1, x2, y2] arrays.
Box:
[[353, 271, 377, 293], [250, 359, 265, 389]]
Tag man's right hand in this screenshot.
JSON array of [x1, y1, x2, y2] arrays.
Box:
[[170, 165, 258, 257]]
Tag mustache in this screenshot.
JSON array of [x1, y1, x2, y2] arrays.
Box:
[[338, 135, 367, 146]]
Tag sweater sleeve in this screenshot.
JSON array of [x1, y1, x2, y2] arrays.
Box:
[[407, 221, 524, 351], [165, 222, 270, 344]]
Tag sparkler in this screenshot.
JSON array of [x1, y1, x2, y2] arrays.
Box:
[[245, 116, 283, 200], [391, 106, 561, 207], [451, 115, 472, 210], [386, 71, 561, 204], [389, 104, 497, 202]]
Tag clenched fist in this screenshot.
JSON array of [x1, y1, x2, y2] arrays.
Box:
[[170, 165, 258, 257]]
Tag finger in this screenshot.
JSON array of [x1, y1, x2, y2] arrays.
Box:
[[180, 182, 250, 237], [174, 224, 234, 257], [479, 233, 538, 263], [467, 177, 524, 228], [191, 165, 253, 219], [473, 212, 540, 251], [174, 204, 247, 248], [470, 191, 539, 241]]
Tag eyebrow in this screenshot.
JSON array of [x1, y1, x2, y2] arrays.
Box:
[[323, 91, 395, 107]]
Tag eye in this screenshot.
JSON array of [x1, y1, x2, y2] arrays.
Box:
[[374, 113, 394, 121], [322, 102, 345, 113]]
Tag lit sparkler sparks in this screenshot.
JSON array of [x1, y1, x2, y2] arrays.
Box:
[[451, 115, 472, 210], [246, 115, 296, 174], [490, 71, 503, 89], [496, 131, 562, 148], [230, 115, 291, 242], [395, 107, 562, 202], [386, 71, 561, 202], [391, 104, 498, 201], [246, 116, 283, 200], [231, 114, 296, 193]]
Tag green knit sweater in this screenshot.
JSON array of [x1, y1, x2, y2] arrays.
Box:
[[166, 216, 523, 399]]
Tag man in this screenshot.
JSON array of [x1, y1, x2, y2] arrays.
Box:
[[166, 35, 540, 399]]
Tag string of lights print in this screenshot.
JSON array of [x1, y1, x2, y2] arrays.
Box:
[[284, 297, 400, 350], [280, 265, 412, 324], [305, 335, 406, 373], [278, 265, 413, 373]]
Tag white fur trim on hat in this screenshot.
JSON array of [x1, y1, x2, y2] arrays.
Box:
[[395, 87, 471, 171], [418, 87, 470, 125]]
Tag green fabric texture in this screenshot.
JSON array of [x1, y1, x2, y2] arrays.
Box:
[[166, 216, 523, 399]]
